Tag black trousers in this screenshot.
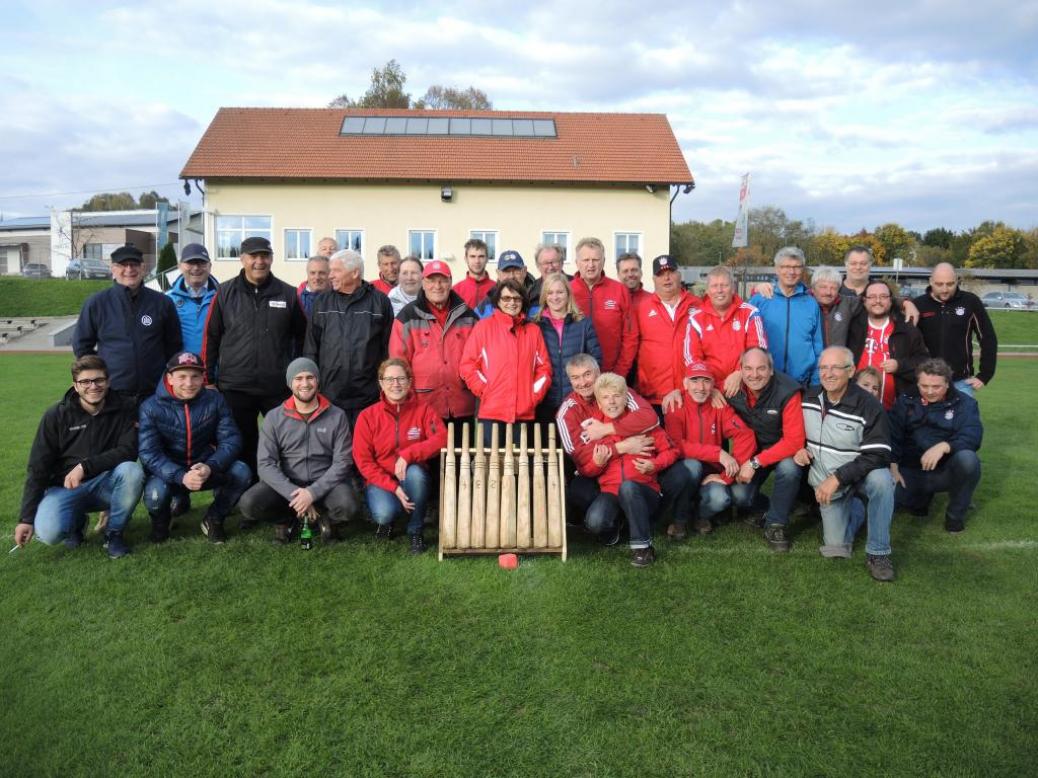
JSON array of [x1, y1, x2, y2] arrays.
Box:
[[221, 389, 289, 481], [239, 480, 359, 525]]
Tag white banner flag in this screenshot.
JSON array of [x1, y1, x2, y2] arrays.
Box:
[[732, 173, 751, 248]]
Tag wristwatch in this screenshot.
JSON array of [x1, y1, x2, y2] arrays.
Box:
[[749, 457, 761, 470]]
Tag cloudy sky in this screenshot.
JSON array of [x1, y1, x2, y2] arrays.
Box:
[[2, 0, 1036, 233]]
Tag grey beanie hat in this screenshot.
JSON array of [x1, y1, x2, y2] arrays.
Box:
[[286, 357, 320, 387]]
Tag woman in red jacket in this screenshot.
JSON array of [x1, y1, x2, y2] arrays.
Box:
[[459, 279, 551, 445], [353, 358, 447, 554]]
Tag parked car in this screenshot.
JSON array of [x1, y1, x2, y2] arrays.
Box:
[[899, 285, 925, 299], [981, 291, 1033, 309], [21, 263, 51, 279], [66, 258, 110, 280]]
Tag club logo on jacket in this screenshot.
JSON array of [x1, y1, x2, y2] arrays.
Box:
[[648, 309, 657, 318], [732, 320, 741, 331], [141, 314, 153, 326], [407, 426, 422, 440], [834, 312, 843, 322], [945, 410, 954, 420], [604, 299, 617, 310], [955, 307, 965, 316]]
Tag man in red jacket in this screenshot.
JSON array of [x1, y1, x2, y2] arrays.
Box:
[[635, 255, 700, 417], [371, 244, 401, 295], [453, 238, 495, 311], [681, 265, 767, 398], [570, 237, 638, 377], [617, 252, 652, 312], [664, 360, 756, 538]]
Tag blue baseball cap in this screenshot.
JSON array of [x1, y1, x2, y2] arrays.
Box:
[[498, 250, 525, 271]]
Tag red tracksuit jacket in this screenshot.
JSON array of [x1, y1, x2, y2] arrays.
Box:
[[635, 291, 700, 404], [571, 274, 638, 377], [555, 389, 659, 471], [353, 393, 447, 493], [680, 295, 767, 384], [578, 423, 679, 495], [663, 400, 756, 485]]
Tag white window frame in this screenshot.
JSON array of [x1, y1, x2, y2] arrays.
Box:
[[334, 228, 365, 256], [214, 214, 273, 261], [283, 228, 313, 262], [540, 230, 571, 265], [469, 229, 498, 262], [407, 229, 437, 261], [613, 231, 643, 261]]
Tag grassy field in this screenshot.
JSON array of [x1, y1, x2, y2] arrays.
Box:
[[1, 355, 1036, 777], [0, 277, 110, 317], [988, 309, 1038, 347]]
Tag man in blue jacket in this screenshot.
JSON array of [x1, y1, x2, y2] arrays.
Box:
[[73, 244, 182, 402], [167, 243, 218, 355], [889, 358, 982, 533], [749, 246, 823, 386], [139, 351, 251, 543]]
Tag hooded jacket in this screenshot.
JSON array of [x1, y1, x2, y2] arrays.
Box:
[[20, 388, 139, 523], [257, 393, 351, 501], [390, 291, 478, 420], [459, 309, 552, 422], [913, 287, 997, 384], [889, 386, 982, 469], [749, 282, 824, 385], [168, 274, 219, 355], [353, 392, 447, 493], [681, 295, 767, 385], [138, 375, 243, 486]]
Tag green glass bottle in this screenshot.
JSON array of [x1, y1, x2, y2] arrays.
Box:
[[300, 519, 314, 550]]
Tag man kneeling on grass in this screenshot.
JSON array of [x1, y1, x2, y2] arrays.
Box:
[[579, 372, 684, 567], [15, 355, 144, 558], [139, 351, 251, 544], [794, 346, 896, 581], [238, 358, 358, 544]]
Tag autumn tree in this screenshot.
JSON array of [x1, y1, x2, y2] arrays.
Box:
[[966, 225, 1029, 268], [809, 228, 851, 266], [670, 218, 733, 265], [874, 222, 916, 264], [81, 192, 137, 211], [414, 86, 492, 110]]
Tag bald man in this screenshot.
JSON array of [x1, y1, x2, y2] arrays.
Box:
[[912, 263, 997, 398]]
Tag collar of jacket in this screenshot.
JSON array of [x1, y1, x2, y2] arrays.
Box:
[[378, 391, 418, 416], [237, 268, 276, 291], [703, 293, 745, 323], [491, 308, 526, 329], [281, 393, 333, 421]]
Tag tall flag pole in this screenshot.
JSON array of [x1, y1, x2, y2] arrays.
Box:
[[732, 173, 751, 248]]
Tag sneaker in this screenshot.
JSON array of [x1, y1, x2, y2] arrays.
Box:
[[317, 514, 336, 543], [273, 521, 296, 545], [667, 522, 688, 542], [170, 492, 191, 518], [409, 533, 427, 555], [150, 518, 171, 544], [64, 516, 87, 549], [630, 546, 657, 568], [375, 524, 393, 540], [201, 516, 227, 544], [597, 517, 623, 547], [743, 512, 766, 529], [763, 523, 790, 552], [866, 553, 895, 582], [103, 531, 130, 559], [944, 516, 965, 534], [692, 517, 713, 535]]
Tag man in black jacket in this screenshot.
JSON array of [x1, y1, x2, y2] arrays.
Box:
[[14, 356, 145, 558], [73, 244, 182, 402], [795, 346, 895, 581], [203, 236, 307, 483], [858, 281, 930, 409], [304, 249, 393, 430], [912, 263, 997, 399]]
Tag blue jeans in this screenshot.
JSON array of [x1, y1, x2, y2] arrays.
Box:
[[585, 481, 660, 550], [953, 379, 975, 398], [364, 464, 429, 535], [144, 461, 252, 523], [819, 468, 895, 556], [33, 461, 145, 544], [730, 456, 804, 526], [896, 450, 981, 523], [658, 461, 694, 524], [681, 459, 733, 521]]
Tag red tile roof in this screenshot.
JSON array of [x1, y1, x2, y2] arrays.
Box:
[[181, 108, 693, 186]]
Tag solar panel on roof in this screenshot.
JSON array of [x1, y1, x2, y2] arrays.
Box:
[[470, 118, 492, 135], [428, 117, 449, 133], [342, 117, 365, 133], [363, 117, 386, 133], [385, 117, 407, 133], [533, 119, 556, 137], [449, 118, 471, 134], [339, 116, 557, 138], [405, 118, 428, 134]]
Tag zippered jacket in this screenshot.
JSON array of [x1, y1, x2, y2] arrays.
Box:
[[571, 274, 638, 376], [749, 282, 823, 385], [555, 389, 658, 470], [889, 386, 982, 469], [802, 383, 890, 492], [453, 274, 495, 311], [664, 399, 756, 485], [635, 291, 699, 404], [304, 281, 394, 410], [728, 372, 805, 467], [862, 315, 931, 397], [20, 388, 138, 523], [912, 288, 997, 384], [681, 295, 767, 384], [168, 275, 218, 355], [73, 283, 182, 396], [390, 291, 478, 419], [138, 377, 242, 486], [203, 270, 307, 395], [353, 392, 447, 493], [459, 309, 551, 422], [577, 423, 678, 495], [257, 394, 351, 501], [534, 313, 602, 413]]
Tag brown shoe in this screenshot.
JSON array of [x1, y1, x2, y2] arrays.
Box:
[[666, 522, 687, 541], [866, 554, 895, 582]]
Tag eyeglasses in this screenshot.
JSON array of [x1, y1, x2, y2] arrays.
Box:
[[499, 295, 523, 304], [777, 264, 803, 271], [819, 365, 852, 373], [864, 294, 891, 301], [380, 376, 411, 384], [75, 377, 108, 388]]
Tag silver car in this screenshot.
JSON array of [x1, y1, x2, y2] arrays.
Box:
[[981, 291, 1032, 309]]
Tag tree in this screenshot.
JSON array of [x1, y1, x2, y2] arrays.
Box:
[[81, 192, 137, 211], [874, 222, 916, 264], [670, 218, 734, 265], [414, 86, 492, 110], [848, 230, 887, 266], [328, 59, 411, 108], [808, 228, 851, 267], [922, 228, 954, 248], [156, 242, 177, 290], [966, 225, 1029, 268], [138, 190, 169, 210]]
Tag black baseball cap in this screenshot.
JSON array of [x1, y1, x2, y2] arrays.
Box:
[[652, 254, 678, 275], [180, 243, 211, 263], [240, 236, 272, 255], [111, 245, 144, 264], [165, 351, 205, 373]]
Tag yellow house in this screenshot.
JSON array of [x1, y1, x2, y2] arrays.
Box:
[[180, 108, 694, 287]]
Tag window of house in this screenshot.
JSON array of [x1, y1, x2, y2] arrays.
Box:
[[408, 230, 436, 260], [83, 243, 104, 260], [284, 229, 312, 261], [335, 229, 364, 254], [470, 230, 498, 261], [541, 231, 569, 263], [614, 232, 642, 259], [215, 215, 272, 259]]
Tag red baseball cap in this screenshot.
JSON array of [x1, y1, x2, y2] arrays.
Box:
[[685, 360, 713, 380], [422, 260, 452, 280]]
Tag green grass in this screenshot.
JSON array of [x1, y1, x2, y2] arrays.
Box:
[[988, 309, 1038, 346], [1, 355, 1036, 776], [0, 277, 110, 317]]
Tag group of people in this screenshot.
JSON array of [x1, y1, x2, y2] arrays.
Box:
[[16, 235, 993, 580]]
